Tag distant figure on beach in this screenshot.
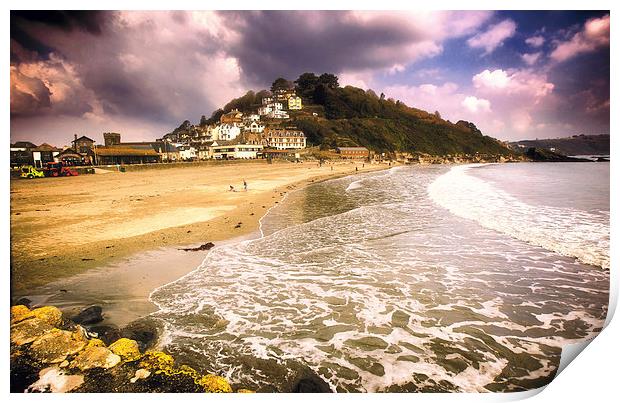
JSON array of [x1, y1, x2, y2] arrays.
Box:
[[243, 180, 247, 191], [355, 166, 358, 172], [229, 185, 235, 192], [331, 166, 333, 171]]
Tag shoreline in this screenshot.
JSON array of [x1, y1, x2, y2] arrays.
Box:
[[11, 160, 389, 324]]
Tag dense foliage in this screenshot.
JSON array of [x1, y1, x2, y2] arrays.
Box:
[[289, 79, 511, 156]]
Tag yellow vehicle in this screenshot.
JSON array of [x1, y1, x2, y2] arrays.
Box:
[[20, 165, 45, 179]]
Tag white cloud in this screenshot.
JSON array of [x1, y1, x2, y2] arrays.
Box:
[[473, 69, 554, 102], [467, 19, 517, 54], [472, 69, 511, 89], [525, 35, 545, 47], [462, 96, 491, 113], [550, 14, 609, 62], [521, 52, 542, 66]]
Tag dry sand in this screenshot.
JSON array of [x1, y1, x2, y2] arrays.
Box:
[[10, 160, 385, 294]]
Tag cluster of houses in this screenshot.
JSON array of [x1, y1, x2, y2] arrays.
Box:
[[157, 88, 307, 161], [10, 89, 310, 167]]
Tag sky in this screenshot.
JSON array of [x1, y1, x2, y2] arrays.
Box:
[[10, 10, 610, 146]]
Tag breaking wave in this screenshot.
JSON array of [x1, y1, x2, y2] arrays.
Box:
[[428, 164, 609, 269]]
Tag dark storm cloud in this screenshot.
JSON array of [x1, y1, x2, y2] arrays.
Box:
[[11, 11, 106, 35], [217, 11, 434, 85], [10, 11, 228, 125]]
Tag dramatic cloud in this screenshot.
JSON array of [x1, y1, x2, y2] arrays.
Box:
[[11, 11, 246, 141], [525, 35, 545, 48], [467, 19, 517, 54], [550, 14, 610, 62], [219, 11, 492, 85]]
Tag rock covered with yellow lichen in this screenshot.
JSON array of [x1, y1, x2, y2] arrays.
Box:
[[10, 304, 241, 393], [109, 338, 141, 361]]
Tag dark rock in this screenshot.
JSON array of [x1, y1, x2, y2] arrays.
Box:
[[180, 242, 215, 252], [72, 306, 103, 325], [292, 372, 332, 393], [14, 297, 32, 308], [524, 147, 590, 162], [88, 325, 122, 345], [10, 351, 41, 392], [120, 319, 159, 352]]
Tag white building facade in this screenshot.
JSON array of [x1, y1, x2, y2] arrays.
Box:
[[210, 144, 264, 159]]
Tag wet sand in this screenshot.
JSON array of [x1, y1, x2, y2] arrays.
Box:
[[12, 232, 257, 327], [11, 160, 385, 296]]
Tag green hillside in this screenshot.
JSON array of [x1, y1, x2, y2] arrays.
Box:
[[183, 73, 513, 156]]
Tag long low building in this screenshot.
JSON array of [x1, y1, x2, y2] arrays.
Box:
[[211, 144, 264, 159], [94, 145, 161, 165], [337, 146, 370, 159]]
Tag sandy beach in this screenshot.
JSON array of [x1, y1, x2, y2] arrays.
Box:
[[10, 159, 384, 295]]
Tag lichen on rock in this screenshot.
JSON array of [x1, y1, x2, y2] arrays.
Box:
[[139, 351, 175, 374], [11, 305, 31, 324], [70, 346, 121, 371], [29, 306, 63, 327], [30, 328, 88, 364], [10, 318, 54, 346], [109, 338, 142, 361], [11, 304, 239, 393], [198, 374, 233, 393], [87, 338, 106, 348]]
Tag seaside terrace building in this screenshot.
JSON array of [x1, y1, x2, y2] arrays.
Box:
[[336, 146, 370, 159], [263, 128, 306, 150]]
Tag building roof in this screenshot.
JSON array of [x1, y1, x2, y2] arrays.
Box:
[[337, 147, 369, 152], [33, 143, 62, 152], [94, 146, 159, 157], [264, 128, 305, 137], [12, 141, 37, 148], [74, 135, 95, 143]]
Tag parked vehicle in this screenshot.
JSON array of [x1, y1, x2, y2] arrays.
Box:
[[44, 162, 79, 177], [19, 165, 45, 179]]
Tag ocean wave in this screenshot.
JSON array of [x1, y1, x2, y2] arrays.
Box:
[[427, 164, 609, 269]]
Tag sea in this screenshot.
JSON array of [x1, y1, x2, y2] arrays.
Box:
[[149, 162, 610, 392]]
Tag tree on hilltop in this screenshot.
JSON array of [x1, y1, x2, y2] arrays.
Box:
[[318, 73, 339, 89], [271, 77, 294, 93], [295, 73, 320, 100]]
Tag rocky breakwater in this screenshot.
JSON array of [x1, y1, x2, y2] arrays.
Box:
[[10, 304, 251, 393]]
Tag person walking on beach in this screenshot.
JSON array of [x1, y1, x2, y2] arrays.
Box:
[[243, 179, 247, 192]]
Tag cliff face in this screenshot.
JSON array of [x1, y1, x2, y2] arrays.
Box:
[[510, 134, 609, 156]]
